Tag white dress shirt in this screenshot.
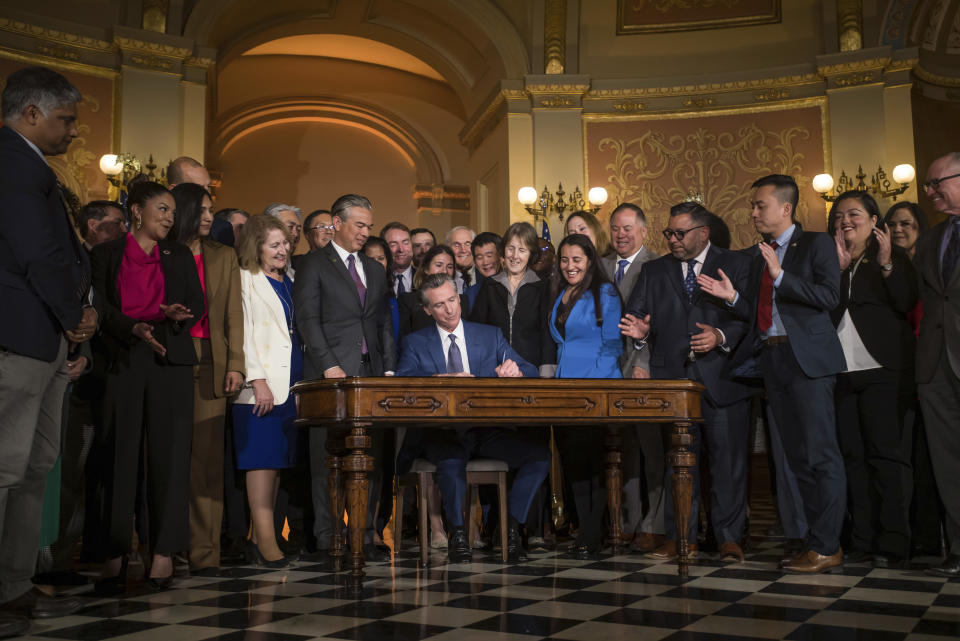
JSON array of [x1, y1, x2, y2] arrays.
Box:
[[331, 239, 366, 287], [437, 320, 470, 374]]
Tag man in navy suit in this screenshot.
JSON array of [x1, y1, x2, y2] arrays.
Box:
[[621, 202, 753, 563], [396, 273, 549, 563], [702, 174, 846, 573], [0, 66, 93, 627]]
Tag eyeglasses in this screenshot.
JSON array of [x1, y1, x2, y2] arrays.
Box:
[[662, 225, 706, 241], [922, 173, 960, 190], [308, 224, 335, 232]]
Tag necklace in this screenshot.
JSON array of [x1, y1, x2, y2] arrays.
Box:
[[274, 275, 294, 336]]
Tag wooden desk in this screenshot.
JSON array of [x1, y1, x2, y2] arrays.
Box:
[[293, 377, 704, 590]]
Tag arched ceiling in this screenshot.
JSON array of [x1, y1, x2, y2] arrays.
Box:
[[242, 35, 445, 82], [881, 0, 960, 78]]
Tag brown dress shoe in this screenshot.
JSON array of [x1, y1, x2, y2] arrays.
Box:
[[644, 540, 699, 561], [782, 548, 843, 574], [632, 532, 664, 553], [719, 541, 745, 563]]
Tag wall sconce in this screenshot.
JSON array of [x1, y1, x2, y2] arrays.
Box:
[[813, 163, 915, 202], [517, 184, 608, 222]]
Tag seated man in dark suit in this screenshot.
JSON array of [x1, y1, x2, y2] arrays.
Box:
[[396, 273, 549, 563]]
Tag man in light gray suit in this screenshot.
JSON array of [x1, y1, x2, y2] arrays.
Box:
[[294, 194, 396, 563], [600, 202, 664, 552], [916, 153, 960, 578]]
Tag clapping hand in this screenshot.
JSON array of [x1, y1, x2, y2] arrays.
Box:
[[618, 313, 651, 340], [160, 303, 193, 322], [758, 241, 782, 280], [697, 269, 737, 303], [874, 224, 892, 268], [834, 230, 852, 270], [132, 322, 166, 356]]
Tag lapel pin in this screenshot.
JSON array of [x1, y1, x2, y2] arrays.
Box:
[[162, 250, 170, 255]]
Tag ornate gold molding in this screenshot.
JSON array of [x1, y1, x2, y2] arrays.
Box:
[[36, 43, 81, 62], [613, 100, 647, 112], [586, 73, 820, 99], [544, 0, 565, 74], [914, 64, 960, 88], [0, 18, 113, 52], [526, 82, 591, 95], [837, 0, 863, 52], [754, 89, 790, 102], [834, 72, 878, 87], [538, 95, 577, 108], [818, 56, 889, 76], [113, 36, 191, 60], [681, 96, 716, 110]]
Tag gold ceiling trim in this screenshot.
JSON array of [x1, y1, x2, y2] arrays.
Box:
[[0, 47, 118, 79], [526, 83, 591, 94], [0, 18, 113, 53], [913, 64, 960, 87], [586, 73, 820, 99], [581, 95, 828, 122], [817, 56, 890, 76], [113, 36, 191, 61]]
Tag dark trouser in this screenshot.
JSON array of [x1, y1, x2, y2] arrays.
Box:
[[765, 401, 808, 539], [909, 407, 944, 551], [309, 427, 342, 549], [664, 397, 749, 545], [222, 413, 248, 540], [420, 428, 550, 528], [918, 354, 960, 555], [836, 367, 913, 557], [102, 342, 194, 557], [557, 426, 606, 549], [760, 343, 845, 556], [0, 339, 68, 602]]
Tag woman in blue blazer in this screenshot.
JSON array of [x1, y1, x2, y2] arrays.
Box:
[[550, 233, 623, 558]]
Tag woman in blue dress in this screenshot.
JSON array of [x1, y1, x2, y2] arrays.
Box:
[[550, 233, 623, 558], [233, 215, 302, 567]]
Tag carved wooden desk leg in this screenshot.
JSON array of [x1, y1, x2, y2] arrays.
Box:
[[344, 423, 374, 591], [605, 425, 623, 549], [670, 420, 696, 577], [326, 428, 348, 573]]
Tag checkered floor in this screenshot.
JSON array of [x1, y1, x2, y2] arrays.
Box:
[[20, 529, 960, 641]]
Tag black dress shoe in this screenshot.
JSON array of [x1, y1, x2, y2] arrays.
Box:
[[872, 553, 907, 569], [506, 525, 528, 562], [147, 575, 174, 591], [362, 544, 391, 563], [448, 527, 472, 563], [573, 545, 601, 561], [0, 612, 29, 639], [32, 571, 90, 587], [925, 554, 960, 578], [0, 587, 83, 619], [844, 548, 873, 563]]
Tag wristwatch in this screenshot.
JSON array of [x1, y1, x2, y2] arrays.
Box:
[[880, 262, 894, 272]]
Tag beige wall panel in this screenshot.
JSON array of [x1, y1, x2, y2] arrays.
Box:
[[532, 108, 587, 241], [181, 80, 206, 162], [118, 67, 183, 172], [214, 120, 419, 254]]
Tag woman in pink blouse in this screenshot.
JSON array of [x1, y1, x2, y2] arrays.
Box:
[[90, 181, 204, 593]]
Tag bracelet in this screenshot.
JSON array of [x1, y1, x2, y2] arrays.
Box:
[[880, 262, 894, 272]]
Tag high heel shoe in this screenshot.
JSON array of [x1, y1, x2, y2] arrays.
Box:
[[94, 556, 128, 597], [146, 555, 175, 591], [246, 540, 291, 569]]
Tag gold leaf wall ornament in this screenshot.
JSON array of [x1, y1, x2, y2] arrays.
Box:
[[596, 123, 814, 253], [544, 0, 566, 74], [753, 89, 790, 102], [835, 72, 876, 87], [613, 100, 648, 111], [681, 97, 717, 109]]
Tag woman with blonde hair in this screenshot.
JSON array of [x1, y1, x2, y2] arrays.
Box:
[[565, 211, 611, 257], [233, 215, 301, 567]]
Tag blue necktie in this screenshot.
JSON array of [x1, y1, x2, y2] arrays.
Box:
[[684, 258, 698, 302], [396, 273, 405, 296], [447, 334, 464, 374], [615, 259, 628, 286], [942, 217, 960, 286]]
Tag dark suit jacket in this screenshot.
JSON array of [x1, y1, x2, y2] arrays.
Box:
[[293, 242, 396, 378], [398, 291, 468, 338], [90, 236, 204, 367], [396, 320, 537, 378], [625, 246, 753, 406], [830, 245, 917, 372], [602, 246, 659, 374], [730, 224, 846, 379], [0, 126, 89, 361], [915, 216, 960, 382], [468, 274, 556, 369]]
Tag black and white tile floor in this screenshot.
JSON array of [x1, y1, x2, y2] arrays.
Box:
[[20, 530, 960, 641]]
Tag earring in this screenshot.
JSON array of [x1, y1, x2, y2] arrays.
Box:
[[135, 217, 142, 231]]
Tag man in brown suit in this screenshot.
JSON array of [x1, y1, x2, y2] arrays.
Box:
[[916, 152, 960, 578]]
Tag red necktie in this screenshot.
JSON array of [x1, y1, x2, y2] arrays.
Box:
[[757, 240, 779, 333]]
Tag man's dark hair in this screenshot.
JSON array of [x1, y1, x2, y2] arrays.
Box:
[[170, 183, 213, 244], [751, 174, 800, 219], [303, 209, 331, 231], [1, 66, 81, 121], [610, 202, 647, 226], [381, 221, 410, 237], [331, 194, 373, 222], [77, 200, 123, 236], [669, 201, 713, 227], [410, 227, 436, 243], [472, 231, 503, 257], [214, 207, 248, 222], [418, 273, 457, 306]]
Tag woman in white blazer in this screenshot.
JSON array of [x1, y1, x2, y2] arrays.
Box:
[[232, 215, 302, 568]]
